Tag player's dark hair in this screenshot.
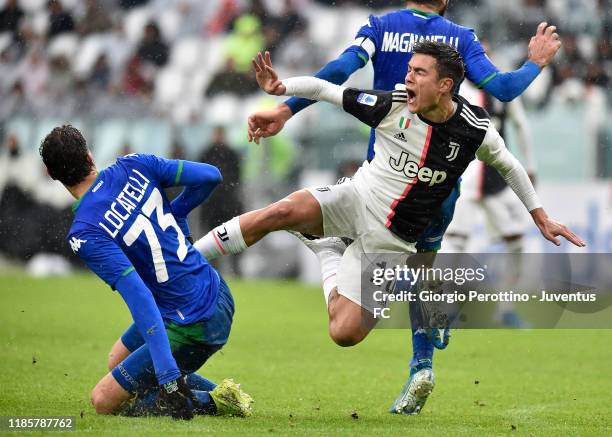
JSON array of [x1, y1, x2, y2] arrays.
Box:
[[413, 40, 465, 88], [407, 0, 447, 10], [39, 125, 94, 186]]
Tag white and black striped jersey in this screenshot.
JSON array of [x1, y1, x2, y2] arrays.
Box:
[[282, 77, 541, 244]]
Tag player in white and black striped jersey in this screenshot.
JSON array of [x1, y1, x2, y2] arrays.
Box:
[[194, 43, 584, 358]]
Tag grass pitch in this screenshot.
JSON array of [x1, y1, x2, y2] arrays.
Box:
[[1, 273, 611, 436]]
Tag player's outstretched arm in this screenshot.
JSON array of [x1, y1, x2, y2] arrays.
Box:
[[471, 22, 561, 102], [247, 50, 366, 144], [475, 126, 585, 248], [250, 52, 346, 143]]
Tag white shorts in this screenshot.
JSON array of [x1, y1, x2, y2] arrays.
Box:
[[448, 186, 528, 239], [307, 179, 416, 312]]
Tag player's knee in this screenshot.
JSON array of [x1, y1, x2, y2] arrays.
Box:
[[107, 353, 119, 372], [91, 387, 117, 415], [328, 319, 364, 347]]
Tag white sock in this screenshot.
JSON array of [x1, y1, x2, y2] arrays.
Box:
[[318, 250, 342, 307], [194, 217, 247, 260]]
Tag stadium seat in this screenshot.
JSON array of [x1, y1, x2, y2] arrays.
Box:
[[342, 8, 370, 44], [157, 6, 182, 42], [199, 36, 225, 76], [48, 33, 79, 60], [305, 5, 339, 47], [154, 66, 185, 106], [123, 5, 153, 45], [0, 32, 11, 54], [19, 0, 47, 14], [187, 69, 213, 99], [170, 37, 205, 73], [206, 95, 239, 125], [30, 10, 49, 36], [57, 0, 80, 11], [72, 35, 106, 78]]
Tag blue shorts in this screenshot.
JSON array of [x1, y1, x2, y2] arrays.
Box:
[[415, 181, 461, 252], [112, 276, 234, 394]]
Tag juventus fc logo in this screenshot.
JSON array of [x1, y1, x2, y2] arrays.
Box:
[[446, 142, 461, 162], [217, 227, 230, 242]]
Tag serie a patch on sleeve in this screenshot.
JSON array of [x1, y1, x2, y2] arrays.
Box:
[[357, 93, 378, 106]]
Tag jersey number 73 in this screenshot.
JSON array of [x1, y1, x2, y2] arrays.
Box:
[[123, 188, 187, 283]]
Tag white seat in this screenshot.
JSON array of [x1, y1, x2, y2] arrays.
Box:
[[186, 69, 211, 98], [48, 33, 79, 59], [154, 66, 185, 106], [206, 95, 239, 125], [305, 6, 339, 47], [0, 32, 11, 54], [157, 6, 182, 42], [57, 0, 80, 11], [170, 36, 205, 73], [199, 35, 224, 75], [123, 6, 153, 45], [343, 8, 370, 43], [19, 0, 47, 14], [72, 34, 106, 78], [30, 10, 49, 36]]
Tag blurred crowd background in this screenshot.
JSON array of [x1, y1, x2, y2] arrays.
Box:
[[0, 0, 610, 276]]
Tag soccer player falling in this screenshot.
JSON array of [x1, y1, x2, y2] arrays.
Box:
[[195, 44, 585, 413], [39, 126, 254, 420], [245, 0, 562, 414]]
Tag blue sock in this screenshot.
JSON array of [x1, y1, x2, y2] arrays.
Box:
[[403, 278, 434, 374], [121, 389, 164, 417], [192, 389, 217, 415], [185, 373, 217, 391], [410, 328, 433, 374], [120, 383, 217, 417]]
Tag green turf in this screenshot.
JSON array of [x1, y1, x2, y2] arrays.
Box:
[[1, 273, 611, 436]]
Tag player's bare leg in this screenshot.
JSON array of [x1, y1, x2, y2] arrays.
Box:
[[239, 190, 324, 245], [194, 190, 324, 259], [91, 373, 132, 414], [326, 288, 377, 347], [107, 339, 131, 371]]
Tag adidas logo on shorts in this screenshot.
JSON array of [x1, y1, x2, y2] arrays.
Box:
[[394, 132, 407, 142]]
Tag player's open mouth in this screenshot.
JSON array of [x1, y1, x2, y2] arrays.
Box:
[[407, 89, 417, 105]]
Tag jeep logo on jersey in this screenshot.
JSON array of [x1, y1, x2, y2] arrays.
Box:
[[446, 142, 461, 162], [390, 152, 447, 186]]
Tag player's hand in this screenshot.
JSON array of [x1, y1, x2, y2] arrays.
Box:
[[157, 378, 196, 420], [531, 208, 586, 247], [247, 104, 293, 144], [528, 22, 562, 68], [252, 51, 286, 96]]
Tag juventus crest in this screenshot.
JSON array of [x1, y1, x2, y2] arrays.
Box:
[[446, 142, 461, 162]]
